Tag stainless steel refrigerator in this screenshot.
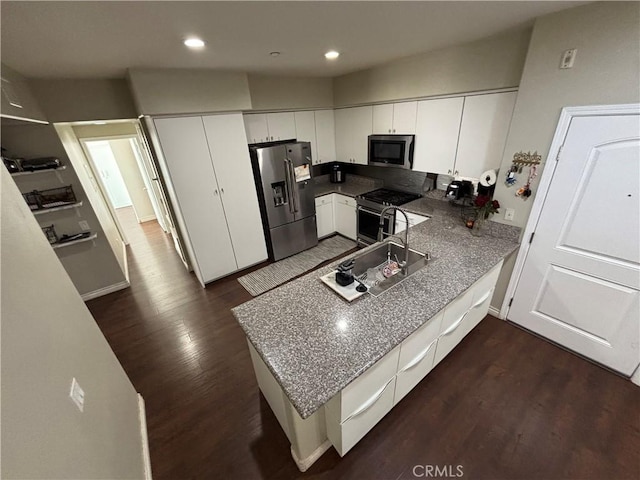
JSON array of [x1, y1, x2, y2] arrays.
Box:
[[250, 141, 318, 261]]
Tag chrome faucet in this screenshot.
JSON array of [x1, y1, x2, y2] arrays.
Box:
[[377, 206, 410, 274]]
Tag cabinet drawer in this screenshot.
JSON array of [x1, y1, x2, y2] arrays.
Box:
[[471, 261, 502, 303], [334, 194, 356, 208], [433, 287, 474, 368], [326, 375, 396, 456], [325, 346, 399, 422], [465, 287, 495, 332], [394, 338, 438, 405], [315, 194, 333, 207], [397, 309, 443, 369]]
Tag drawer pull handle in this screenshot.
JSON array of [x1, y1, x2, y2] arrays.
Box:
[[342, 377, 394, 424], [441, 311, 468, 337], [399, 339, 438, 373], [471, 289, 493, 310]]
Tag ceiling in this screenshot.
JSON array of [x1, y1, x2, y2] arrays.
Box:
[[1, 1, 586, 80]]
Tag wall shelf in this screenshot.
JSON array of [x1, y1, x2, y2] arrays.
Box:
[[52, 233, 97, 250], [32, 201, 83, 215], [11, 166, 67, 177]]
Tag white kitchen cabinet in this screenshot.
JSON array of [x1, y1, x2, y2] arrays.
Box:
[[315, 195, 335, 239], [244, 112, 297, 143], [334, 194, 357, 240], [294, 111, 318, 162], [334, 106, 372, 165], [454, 92, 517, 178], [314, 110, 336, 164], [154, 114, 267, 286], [372, 102, 417, 134], [413, 97, 464, 175], [395, 211, 429, 234]]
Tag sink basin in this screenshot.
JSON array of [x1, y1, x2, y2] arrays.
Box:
[[351, 241, 430, 296]]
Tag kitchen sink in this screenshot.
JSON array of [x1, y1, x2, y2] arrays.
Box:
[[351, 241, 430, 296]]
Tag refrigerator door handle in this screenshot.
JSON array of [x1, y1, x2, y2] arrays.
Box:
[[285, 158, 298, 213], [284, 159, 296, 214]]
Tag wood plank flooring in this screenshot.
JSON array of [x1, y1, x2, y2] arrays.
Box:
[[88, 208, 640, 480]]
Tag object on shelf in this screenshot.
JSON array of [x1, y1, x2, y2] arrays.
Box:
[[22, 185, 77, 211], [20, 157, 61, 172], [51, 232, 98, 250], [42, 224, 59, 244], [58, 231, 92, 244], [3, 156, 21, 174], [11, 165, 67, 177]]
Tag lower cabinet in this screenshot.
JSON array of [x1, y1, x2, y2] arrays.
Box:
[[334, 195, 357, 240], [315, 195, 334, 238], [395, 211, 429, 234]]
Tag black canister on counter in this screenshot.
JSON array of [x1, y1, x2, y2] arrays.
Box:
[[330, 162, 345, 183]]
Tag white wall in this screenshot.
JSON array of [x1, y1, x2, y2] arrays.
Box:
[[0, 167, 145, 479], [1, 63, 47, 122], [248, 74, 334, 111], [29, 78, 137, 122], [128, 68, 252, 115], [333, 27, 532, 106]]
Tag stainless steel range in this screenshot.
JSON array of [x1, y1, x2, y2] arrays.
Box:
[[356, 188, 421, 245]]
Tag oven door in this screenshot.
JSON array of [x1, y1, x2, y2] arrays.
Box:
[[357, 206, 395, 245]]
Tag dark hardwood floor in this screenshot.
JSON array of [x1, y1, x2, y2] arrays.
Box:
[[88, 208, 640, 480]]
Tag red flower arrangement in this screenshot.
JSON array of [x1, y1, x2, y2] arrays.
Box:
[[474, 195, 500, 220]]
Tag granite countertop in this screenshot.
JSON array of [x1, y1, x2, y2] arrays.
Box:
[[313, 174, 383, 198], [232, 189, 520, 419]]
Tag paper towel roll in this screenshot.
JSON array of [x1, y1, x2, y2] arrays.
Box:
[[480, 169, 497, 187]]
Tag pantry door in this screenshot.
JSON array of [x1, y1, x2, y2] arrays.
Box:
[[509, 113, 640, 375]]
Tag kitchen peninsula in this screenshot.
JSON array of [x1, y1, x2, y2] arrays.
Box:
[[232, 194, 520, 471]]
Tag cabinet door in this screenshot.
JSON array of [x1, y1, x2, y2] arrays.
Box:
[[315, 201, 335, 238], [335, 106, 372, 164], [413, 97, 464, 174], [334, 195, 357, 240], [372, 104, 394, 134], [266, 112, 296, 141], [392, 101, 417, 134], [153, 116, 237, 284], [455, 91, 517, 178], [395, 211, 429, 234], [294, 111, 318, 163], [243, 114, 269, 144], [314, 110, 336, 164], [202, 114, 268, 270]]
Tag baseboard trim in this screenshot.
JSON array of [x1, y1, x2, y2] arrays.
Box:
[[631, 365, 640, 387], [488, 306, 503, 319], [138, 394, 153, 480], [290, 440, 332, 473], [137, 215, 157, 223], [81, 280, 130, 301]]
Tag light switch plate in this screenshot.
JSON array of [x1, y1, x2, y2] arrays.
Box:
[[504, 208, 515, 221], [70, 377, 85, 412], [560, 49, 577, 69], [79, 221, 90, 231]]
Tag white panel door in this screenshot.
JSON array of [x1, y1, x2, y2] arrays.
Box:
[[455, 92, 517, 178], [372, 104, 394, 134], [202, 114, 268, 270], [294, 111, 318, 163], [334, 198, 356, 240], [509, 114, 640, 375], [153, 116, 237, 285], [314, 110, 336, 164], [392, 101, 417, 134], [243, 114, 269, 144], [413, 97, 464, 174], [266, 112, 296, 141]]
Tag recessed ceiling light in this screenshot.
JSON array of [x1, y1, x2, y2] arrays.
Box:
[[184, 37, 205, 49], [270, 51, 281, 57], [325, 50, 340, 60]]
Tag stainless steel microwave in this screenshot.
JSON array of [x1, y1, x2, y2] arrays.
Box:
[[368, 135, 415, 169]]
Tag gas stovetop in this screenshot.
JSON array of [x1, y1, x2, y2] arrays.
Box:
[[357, 188, 421, 208]]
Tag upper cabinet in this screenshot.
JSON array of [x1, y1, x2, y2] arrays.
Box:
[[373, 102, 417, 135], [413, 97, 464, 175], [244, 112, 296, 143], [413, 91, 516, 178], [293, 110, 336, 165], [334, 106, 372, 165], [454, 92, 517, 179]]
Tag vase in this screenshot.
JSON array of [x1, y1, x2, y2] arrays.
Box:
[[471, 216, 486, 236]]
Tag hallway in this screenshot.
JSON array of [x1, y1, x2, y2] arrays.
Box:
[[87, 214, 640, 480]]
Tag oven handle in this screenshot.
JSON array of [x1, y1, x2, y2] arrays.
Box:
[[356, 205, 394, 218]]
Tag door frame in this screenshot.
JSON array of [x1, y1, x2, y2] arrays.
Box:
[[500, 103, 640, 321]]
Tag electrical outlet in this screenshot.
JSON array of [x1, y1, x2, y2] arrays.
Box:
[[79, 220, 90, 231], [504, 208, 515, 221], [69, 377, 85, 412], [560, 48, 577, 69]]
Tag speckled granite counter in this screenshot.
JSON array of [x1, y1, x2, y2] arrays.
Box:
[[313, 174, 382, 198], [232, 189, 520, 419]]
